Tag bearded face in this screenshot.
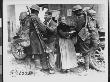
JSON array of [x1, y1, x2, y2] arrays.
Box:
[[44, 14, 52, 21], [73, 9, 83, 16]]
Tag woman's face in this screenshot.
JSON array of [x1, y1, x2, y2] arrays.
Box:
[[61, 17, 66, 23], [44, 14, 52, 21]]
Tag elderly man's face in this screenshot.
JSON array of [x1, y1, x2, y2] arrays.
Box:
[[73, 9, 83, 16], [44, 14, 52, 21]]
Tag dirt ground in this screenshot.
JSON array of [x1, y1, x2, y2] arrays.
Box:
[[4, 53, 107, 77], [3, 45, 107, 82]]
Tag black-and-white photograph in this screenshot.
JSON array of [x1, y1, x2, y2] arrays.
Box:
[[3, 0, 108, 82]]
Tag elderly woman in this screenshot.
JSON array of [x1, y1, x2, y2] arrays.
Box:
[[57, 16, 78, 73]]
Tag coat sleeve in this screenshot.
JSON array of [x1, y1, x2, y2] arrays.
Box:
[[91, 29, 100, 49], [57, 24, 70, 38], [96, 20, 100, 29]]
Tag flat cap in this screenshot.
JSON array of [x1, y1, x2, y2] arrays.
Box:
[[45, 11, 52, 15]]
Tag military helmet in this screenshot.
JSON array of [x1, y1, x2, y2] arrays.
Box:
[[83, 7, 90, 12], [30, 4, 40, 11], [19, 12, 27, 20], [72, 5, 82, 11], [88, 9, 96, 16]]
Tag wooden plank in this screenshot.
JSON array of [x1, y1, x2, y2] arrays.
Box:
[[0, 46, 2, 56], [0, 28, 2, 46], [0, 18, 1, 28], [0, 65, 2, 74], [0, 55, 2, 65], [0, 75, 2, 82]]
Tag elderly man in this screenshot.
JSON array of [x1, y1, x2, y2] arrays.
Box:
[[72, 5, 100, 75], [43, 11, 58, 73]]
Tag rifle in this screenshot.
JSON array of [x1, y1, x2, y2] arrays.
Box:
[[26, 6, 47, 52], [26, 6, 31, 16]]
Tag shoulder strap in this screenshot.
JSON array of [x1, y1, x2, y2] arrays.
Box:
[[84, 12, 88, 28]]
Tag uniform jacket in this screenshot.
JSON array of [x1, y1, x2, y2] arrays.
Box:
[[26, 14, 47, 54], [74, 14, 100, 53]]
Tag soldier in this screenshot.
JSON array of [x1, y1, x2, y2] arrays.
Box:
[[43, 11, 58, 73], [18, 12, 28, 36], [72, 5, 100, 75], [22, 4, 54, 73]]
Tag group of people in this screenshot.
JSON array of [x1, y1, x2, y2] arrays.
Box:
[[18, 4, 100, 75]]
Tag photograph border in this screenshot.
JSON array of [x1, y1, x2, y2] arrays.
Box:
[[3, 0, 108, 82]]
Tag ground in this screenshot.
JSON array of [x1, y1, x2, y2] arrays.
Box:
[[3, 44, 107, 82]]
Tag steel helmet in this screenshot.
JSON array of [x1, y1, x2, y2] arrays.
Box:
[[19, 12, 27, 20], [88, 9, 96, 16], [72, 5, 82, 11], [83, 7, 90, 12], [30, 4, 40, 11]]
